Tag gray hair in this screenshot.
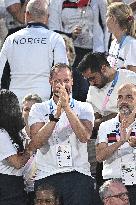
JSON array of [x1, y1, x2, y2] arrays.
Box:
[[99, 179, 123, 201], [26, 0, 49, 19], [22, 93, 42, 104]]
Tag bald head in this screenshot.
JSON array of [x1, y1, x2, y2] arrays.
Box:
[[117, 83, 136, 116], [118, 83, 136, 94], [25, 0, 49, 23]]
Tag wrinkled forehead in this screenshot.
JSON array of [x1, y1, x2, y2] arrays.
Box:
[[118, 85, 136, 96], [110, 182, 127, 194]]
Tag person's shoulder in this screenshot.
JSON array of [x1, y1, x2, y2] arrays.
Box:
[[119, 68, 136, 77], [100, 116, 118, 129], [74, 99, 94, 110]]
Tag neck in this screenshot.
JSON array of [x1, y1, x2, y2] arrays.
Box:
[[114, 30, 127, 43], [108, 68, 117, 82]]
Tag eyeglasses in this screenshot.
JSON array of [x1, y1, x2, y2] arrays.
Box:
[[104, 192, 129, 200]]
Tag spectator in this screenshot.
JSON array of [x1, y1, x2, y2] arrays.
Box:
[[22, 94, 42, 138], [78, 52, 136, 186], [28, 63, 96, 205], [1, 0, 30, 89], [48, 0, 109, 102], [99, 179, 130, 205], [4, 0, 29, 35], [22, 93, 42, 205], [96, 83, 136, 205], [0, 0, 68, 104], [34, 184, 59, 205], [0, 89, 34, 205], [106, 2, 136, 72]]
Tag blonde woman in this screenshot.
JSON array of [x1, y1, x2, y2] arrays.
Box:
[[107, 2, 136, 72]]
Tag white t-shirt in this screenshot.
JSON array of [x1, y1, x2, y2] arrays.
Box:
[[97, 115, 136, 180], [86, 69, 136, 115], [29, 98, 94, 180], [0, 129, 24, 176], [48, 0, 109, 52], [0, 26, 68, 104], [107, 36, 136, 69]]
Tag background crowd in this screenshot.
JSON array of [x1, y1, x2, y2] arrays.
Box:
[[0, 0, 136, 205]]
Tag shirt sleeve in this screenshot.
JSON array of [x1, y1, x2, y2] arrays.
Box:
[[28, 103, 49, 127], [78, 102, 95, 126], [51, 33, 68, 65], [0, 129, 17, 161], [97, 121, 108, 144]]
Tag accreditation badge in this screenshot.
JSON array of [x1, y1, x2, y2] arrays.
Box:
[[56, 144, 72, 167], [121, 162, 136, 185]]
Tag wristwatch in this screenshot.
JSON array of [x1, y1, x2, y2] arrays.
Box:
[[49, 114, 59, 122]]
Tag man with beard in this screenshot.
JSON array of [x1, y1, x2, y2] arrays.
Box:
[[96, 83, 136, 205], [78, 52, 136, 193], [28, 63, 96, 205]]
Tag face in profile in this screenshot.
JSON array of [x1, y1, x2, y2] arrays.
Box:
[[35, 190, 58, 205]]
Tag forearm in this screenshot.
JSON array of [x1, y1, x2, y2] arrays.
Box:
[[29, 121, 57, 151], [96, 140, 124, 162], [7, 1, 29, 24], [64, 105, 91, 143]]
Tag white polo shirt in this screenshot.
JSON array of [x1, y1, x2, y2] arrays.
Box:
[[97, 116, 136, 181], [86, 69, 136, 116], [107, 36, 136, 69], [0, 25, 68, 104], [0, 129, 24, 176], [29, 98, 94, 180]]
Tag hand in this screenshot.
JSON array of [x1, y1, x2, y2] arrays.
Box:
[[72, 26, 82, 39], [128, 136, 136, 147], [56, 83, 69, 108], [120, 118, 132, 143]]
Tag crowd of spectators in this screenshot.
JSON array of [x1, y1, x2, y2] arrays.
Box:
[[0, 0, 136, 205]]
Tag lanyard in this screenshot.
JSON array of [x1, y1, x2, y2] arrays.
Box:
[[111, 35, 127, 69], [101, 71, 119, 111], [49, 98, 74, 114]]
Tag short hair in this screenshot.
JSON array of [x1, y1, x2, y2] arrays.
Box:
[[26, 0, 49, 19], [107, 2, 136, 38], [50, 63, 72, 79], [99, 179, 124, 201], [78, 52, 110, 73], [22, 94, 42, 104], [36, 184, 59, 203]]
